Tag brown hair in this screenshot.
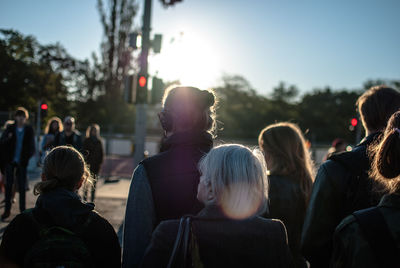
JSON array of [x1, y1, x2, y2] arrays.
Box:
[[34, 146, 92, 195], [15, 107, 29, 119], [44, 117, 63, 135], [369, 110, 400, 194], [161, 86, 218, 136], [258, 122, 315, 204], [86, 124, 101, 139], [356, 86, 400, 132]]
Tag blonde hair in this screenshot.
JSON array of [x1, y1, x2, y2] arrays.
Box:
[[198, 144, 268, 219], [34, 146, 93, 195], [258, 122, 315, 204], [161, 86, 218, 136]]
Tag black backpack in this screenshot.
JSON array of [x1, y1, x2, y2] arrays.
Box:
[[23, 209, 94, 268]]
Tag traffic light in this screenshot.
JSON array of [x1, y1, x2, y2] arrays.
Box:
[[136, 74, 148, 104], [40, 103, 48, 118], [349, 117, 358, 131], [151, 77, 165, 104]]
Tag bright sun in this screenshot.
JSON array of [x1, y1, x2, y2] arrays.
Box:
[[150, 31, 221, 89]]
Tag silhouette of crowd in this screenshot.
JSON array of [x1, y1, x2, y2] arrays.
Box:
[[0, 84, 400, 268]]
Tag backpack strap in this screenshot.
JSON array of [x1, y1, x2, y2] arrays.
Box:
[[353, 207, 399, 267]]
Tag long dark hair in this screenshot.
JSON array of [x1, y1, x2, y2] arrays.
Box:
[[369, 110, 400, 194]]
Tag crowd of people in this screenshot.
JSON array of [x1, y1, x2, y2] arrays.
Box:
[[0, 84, 399, 267]]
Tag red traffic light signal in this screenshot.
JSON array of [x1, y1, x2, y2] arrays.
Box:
[[138, 76, 147, 88], [351, 118, 358, 127], [41, 103, 48, 110]]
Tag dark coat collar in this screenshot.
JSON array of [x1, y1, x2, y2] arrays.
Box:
[[160, 131, 213, 153], [378, 194, 400, 209]]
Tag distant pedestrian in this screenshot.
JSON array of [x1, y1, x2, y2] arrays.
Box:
[[0, 146, 121, 267], [54, 116, 82, 151], [331, 110, 400, 268], [141, 144, 293, 267], [0, 120, 14, 195], [0, 107, 35, 220], [259, 122, 315, 268], [82, 124, 104, 202], [301, 85, 400, 267], [322, 138, 347, 162], [40, 116, 62, 164], [123, 86, 217, 268]]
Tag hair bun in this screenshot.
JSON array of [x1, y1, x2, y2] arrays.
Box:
[[202, 90, 215, 108]]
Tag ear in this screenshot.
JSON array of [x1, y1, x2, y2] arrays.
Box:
[[206, 182, 215, 201], [41, 173, 46, 182]]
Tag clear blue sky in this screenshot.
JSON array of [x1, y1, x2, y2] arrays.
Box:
[[1, 0, 399, 95]]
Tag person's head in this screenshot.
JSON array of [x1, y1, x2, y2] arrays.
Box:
[[34, 146, 92, 195], [63, 116, 75, 132], [14, 107, 29, 126], [331, 138, 346, 152], [197, 144, 268, 219], [45, 117, 63, 135], [258, 122, 315, 203], [86, 124, 100, 139], [2, 120, 14, 130], [369, 110, 400, 194], [159, 86, 217, 136], [356, 85, 400, 135]]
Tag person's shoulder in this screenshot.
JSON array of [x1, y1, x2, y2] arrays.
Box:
[[335, 214, 358, 235]]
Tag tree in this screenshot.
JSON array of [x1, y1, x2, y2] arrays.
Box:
[[97, 0, 138, 100]]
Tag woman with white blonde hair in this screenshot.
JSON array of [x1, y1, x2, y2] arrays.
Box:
[[141, 144, 293, 267]]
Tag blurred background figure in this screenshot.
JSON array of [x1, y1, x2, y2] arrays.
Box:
[[82, 124, 104, 203], [54, 116, 82, 151], [0, 107, 35, 220], [40, 117, 63, 165], [259, 122, 314, 268], [331, 110, 400, 268], [141, 144, 293, 267], [323, 138, 347, 162], [123, 86, 217, 268], [0, 120, 15, 197]]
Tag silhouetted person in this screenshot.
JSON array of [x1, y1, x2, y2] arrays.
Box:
[[54, 116, 82, 151], [259, 122, 315, 268], [0, 107, 35, 220], [40, 116, 63, 164], [123, 86, 217, 268], [301, 86, 400, 267], [323, 138, 347, 162], [142, 144, 293, 268], [82, 124, 104, 202], [0, 146, 120, 267], [331, 110, 400, 268]]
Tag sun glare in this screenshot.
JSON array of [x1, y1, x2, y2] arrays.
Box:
[[150, 32, 221, 89]]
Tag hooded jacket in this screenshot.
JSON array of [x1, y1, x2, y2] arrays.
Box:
[[0, 188, 121, 267]]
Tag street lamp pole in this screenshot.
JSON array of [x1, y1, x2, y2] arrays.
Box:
[[133, 0, 152, 168]]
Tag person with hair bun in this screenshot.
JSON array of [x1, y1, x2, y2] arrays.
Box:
[[142, 144, 293, 267], [123, 86, 217, 268], [0, 146, 121, 267], [331, 111, 400, 268]]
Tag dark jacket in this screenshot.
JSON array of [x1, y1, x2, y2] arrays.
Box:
[[141, 131, 213, 225], [122, 131, 213, 268], [54, 130, 83, 151], [266, 175, 308, 268], [0, 123, 35, 167], [141, 205, 294, 268], [83, 137, 104, 174], [331, 194, 400, 268], [0, 188, 121, 267], [301, 133, 383, 267]]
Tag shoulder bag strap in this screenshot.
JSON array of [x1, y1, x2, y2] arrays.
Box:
[[167, 217, 186, 268], [353, 207, 399, 268]]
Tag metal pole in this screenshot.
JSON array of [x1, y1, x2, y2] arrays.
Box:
[[133, 0, 152, 168], [35, 100, 41, 165]]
